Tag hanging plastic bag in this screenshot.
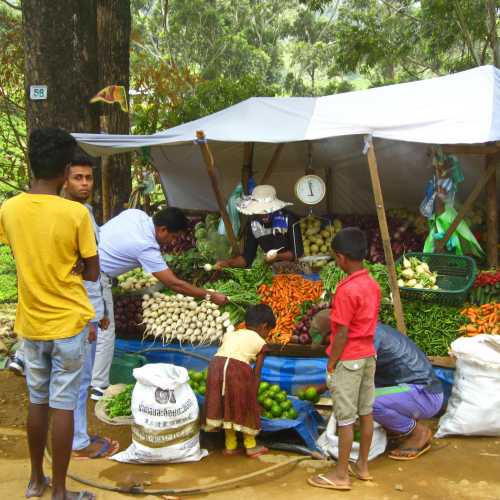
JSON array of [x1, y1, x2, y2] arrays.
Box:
[[420, 179, 437, 219], [218, 184, 243, 236], [424, 204, 484, 257], [218, 178, 256, 236]]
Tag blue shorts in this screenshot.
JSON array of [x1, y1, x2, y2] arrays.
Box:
[[24, 327, 88, 411]]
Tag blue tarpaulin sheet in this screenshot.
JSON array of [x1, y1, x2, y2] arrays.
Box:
[[115, 339, 454, 397]]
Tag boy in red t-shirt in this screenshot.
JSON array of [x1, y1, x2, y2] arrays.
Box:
[[309, 228, 381, 491]]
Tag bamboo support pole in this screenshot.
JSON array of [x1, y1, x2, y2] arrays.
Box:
[[364, 135, 407, 334], [435, 158, 497, 253], [242, 142, 254, 195], [195, 130, 239, 256], [486, 155, 498, 268], [259, 144, 284, 185]]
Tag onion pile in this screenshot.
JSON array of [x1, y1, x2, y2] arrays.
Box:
[[113, 295, 144, 338], [336, 215, 424, 264], [117, 269, 158, 292], [141, 292, 234, 345]]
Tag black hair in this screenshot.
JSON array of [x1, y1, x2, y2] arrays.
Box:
[[153, 207, 189, 233], [28, 128, 77, 180], [331, 227, 367, 261], [70, 152, 94, 169], [245, 304, 276, 329]]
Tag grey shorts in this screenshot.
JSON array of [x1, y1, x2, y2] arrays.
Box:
[[24, 327, 88, 411], [327, 356, 376, 426]]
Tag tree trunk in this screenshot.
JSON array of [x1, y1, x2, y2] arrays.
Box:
[[22, 1, 99, 134], [97, 0, 132, 221], [486, 0, 499, 67]]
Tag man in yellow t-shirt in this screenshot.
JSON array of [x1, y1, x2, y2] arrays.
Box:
[[0, 128, 99, 500]]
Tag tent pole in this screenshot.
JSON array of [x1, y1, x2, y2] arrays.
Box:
[[435, 158, 497, 253], [486, 154, 498, 268], [364, 135, 407, 334], [195, 130, 240, 256], [260, 144, 284, 185], [100, 115, 111, 223], [242, 142, 254, 195]]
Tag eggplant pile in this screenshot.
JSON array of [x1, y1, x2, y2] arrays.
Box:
[[113, 294, 144, 338]]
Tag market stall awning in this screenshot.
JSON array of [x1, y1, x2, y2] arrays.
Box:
[[74, 65, 500, 213]]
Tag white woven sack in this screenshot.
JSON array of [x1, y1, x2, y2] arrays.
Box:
[[436, 335, 500, 438], [111, 363, 208, 463]]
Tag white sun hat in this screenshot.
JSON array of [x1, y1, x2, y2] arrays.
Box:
[[236, 185, 293, 215]]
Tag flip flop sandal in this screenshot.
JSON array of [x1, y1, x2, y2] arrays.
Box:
[[246, 446, 269, 459], [307, 474, 351, 491], [75, 492, 97, 499], [388, 442, 432, 461], [72, 437, 118, 460], [348, 463, 373, 481]]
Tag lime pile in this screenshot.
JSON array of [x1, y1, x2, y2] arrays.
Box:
[[258, 382, 298, 420], [297, 386, 320, 404], [188, 369, 207, 395]]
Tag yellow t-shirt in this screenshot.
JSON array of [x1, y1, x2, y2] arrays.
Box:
[[0, 193, 97, 340], [215, 328, 267, 364]]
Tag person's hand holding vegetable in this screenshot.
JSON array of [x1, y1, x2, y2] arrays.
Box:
[[209, 292, 229, 306]]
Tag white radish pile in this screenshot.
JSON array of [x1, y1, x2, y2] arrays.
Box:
[[118, 268, 158, 292], [141, 292, 234, 345]]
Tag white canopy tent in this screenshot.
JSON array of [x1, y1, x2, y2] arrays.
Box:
[[75, 65, 500, 215]]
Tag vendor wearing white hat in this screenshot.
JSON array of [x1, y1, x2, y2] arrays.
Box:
[[216, 185, 303, 269]]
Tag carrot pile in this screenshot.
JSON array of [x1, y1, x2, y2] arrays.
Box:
[[258, 274, 323, 344], [459, 303, 500, 336]]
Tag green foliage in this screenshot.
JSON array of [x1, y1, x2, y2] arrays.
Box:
[[0, 6, 27, 198], [0, 245, 17, 303]]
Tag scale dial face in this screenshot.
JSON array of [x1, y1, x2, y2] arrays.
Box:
[[295, 175, 326, 205]]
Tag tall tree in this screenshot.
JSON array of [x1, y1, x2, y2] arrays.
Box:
[[96, 0, 132, 218], [21, 1, 99, 134]]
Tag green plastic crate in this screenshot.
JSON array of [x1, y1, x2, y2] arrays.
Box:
[[396, 252, 477, 306]]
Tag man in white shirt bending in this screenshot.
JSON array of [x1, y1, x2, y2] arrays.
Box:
[[91, 207, 228, 400]]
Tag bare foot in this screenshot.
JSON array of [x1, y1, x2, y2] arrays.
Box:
[[25, 476, 50, 498]]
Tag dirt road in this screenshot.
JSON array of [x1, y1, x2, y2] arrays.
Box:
[[1, 371, 499, 499]]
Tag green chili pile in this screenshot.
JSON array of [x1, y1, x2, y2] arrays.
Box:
[[380, 301, 467, 356]]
